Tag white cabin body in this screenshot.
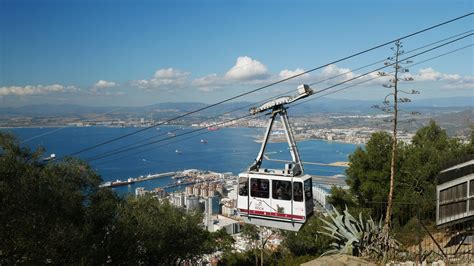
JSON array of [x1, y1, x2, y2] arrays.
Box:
[[237, 170, 314, 231]]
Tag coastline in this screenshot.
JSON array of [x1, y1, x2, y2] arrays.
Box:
[[252, 134, 364, 146], [0, 124, 366, 145]]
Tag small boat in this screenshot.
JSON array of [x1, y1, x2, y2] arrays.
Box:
[[167, 132, 176, 137], [200, 139, 208, 144], [43, 153, 56, 162], [175, 149, 182, 154]]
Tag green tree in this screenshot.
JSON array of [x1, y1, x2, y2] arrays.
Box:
[[282, 216, 331, 257], [241, 224, 260, 266], [112, 195, 214, 265], [0, 132, 217, 265], [0, 132, 102, 264], [240, 224, 276, 266], [327, 186, 356, 212], [396, 121, 468, 216], [345, 132, 398, 205], [340, 122, 472, 225], [211, 228, 236, 253]]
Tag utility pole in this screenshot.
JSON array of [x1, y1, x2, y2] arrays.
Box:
[[373, 40, 419, 233]]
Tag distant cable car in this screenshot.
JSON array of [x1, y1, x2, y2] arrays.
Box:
[[237, 84, 315, 231]]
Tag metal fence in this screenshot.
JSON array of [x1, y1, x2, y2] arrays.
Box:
[[347, 201, 473, 264]]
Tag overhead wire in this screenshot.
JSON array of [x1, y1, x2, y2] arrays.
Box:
[[86, 33, 472, 163], [93, 114, 263, 166], [61, 12, 473, 159], [80, 30, 474, 160], [91, 41, 474, 168], [290, 43, 474, 108], [86, 113, 264, 162], [307, 29, 473, 87], [296, 33, 472, 101]]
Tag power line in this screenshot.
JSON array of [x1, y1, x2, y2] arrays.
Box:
[[307, 29, 473, 87], [62, 13, 473, 159], [148, 44, 474, 168], [93, 115, 262, 166], [301, 33, 472, 98], [86, 113, 261, 162], [86, 35, 472, 163], [91, 44, 473, 167], [291, 43, 474, 108]]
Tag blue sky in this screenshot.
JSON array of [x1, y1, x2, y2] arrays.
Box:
[[0, 0, 472, 107]]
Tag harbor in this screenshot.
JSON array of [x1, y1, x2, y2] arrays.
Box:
[[99, 171, 177, 187]]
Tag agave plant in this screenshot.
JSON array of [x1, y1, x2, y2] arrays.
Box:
[[319, 206, 399, 259]]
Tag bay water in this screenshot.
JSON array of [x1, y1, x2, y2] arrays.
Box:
[[2, 126, 360, 195]]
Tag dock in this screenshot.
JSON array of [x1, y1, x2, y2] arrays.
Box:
[[100, 171, 176, 188]]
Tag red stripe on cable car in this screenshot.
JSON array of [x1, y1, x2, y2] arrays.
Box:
[[239, 209, 305, 220]]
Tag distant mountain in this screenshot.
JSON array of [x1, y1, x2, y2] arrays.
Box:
[[290, 96, 473, 115], [0, 104, 117, 116], [412, 97, 473, 107], [0, 97, 471, 118]]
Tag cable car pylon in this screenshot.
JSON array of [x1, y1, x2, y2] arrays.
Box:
[[237, 84, 315, 231]]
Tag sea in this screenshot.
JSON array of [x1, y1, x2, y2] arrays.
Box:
[[2, 126, 361, 195]]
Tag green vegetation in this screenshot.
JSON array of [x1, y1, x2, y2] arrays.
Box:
[[220, 217, 332, 265], [1, 121, 471, 264], [329, 121, 473, 219], [318, 207, 398, 260], [323, 121, 473, 261], [0, 132, 216, 264]]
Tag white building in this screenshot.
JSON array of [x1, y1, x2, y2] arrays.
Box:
[[135, 187, 146, 197], [170, 192, 185, 208], [313, 185, 331, 210], [206, 215, 241, 234]]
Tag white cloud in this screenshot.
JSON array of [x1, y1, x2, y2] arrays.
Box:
[[154, 68, 188, 79], [416, 67, 462, 82], [90, 80, 123, 96], [442, 76, 474, 90], [93, 80, 117, 89], [189, 60, 473, 95], [224, 56, 269, 81], [279, 68, 308, 80], [0, 84, 78, 97], [192, 74, 226, 92], [408, 68, 473, 90], [131, 68, 189, 91], [416, 68, 442, 81], [192, 56, 270, 92], [320, 64, 355, 81]]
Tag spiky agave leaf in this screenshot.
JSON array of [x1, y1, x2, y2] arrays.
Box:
[[320, 225, 343, 241], [320, 209, 355, 241], [319, 205, 400, 259], [343, 207, 362, 239]]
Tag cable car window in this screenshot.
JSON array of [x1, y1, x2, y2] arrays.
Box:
[[251, 178, 269, 198], [272, 180, 291, 200], [239, 177, 248, 196], [293, 182, 303, 202], [304, 179, 313, 200]]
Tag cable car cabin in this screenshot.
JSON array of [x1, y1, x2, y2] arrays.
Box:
[[237, 170, 314, 231], [237, 84, 315, 231]]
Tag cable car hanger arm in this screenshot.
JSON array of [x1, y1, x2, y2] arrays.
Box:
[[248, 84, 313, 175]]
